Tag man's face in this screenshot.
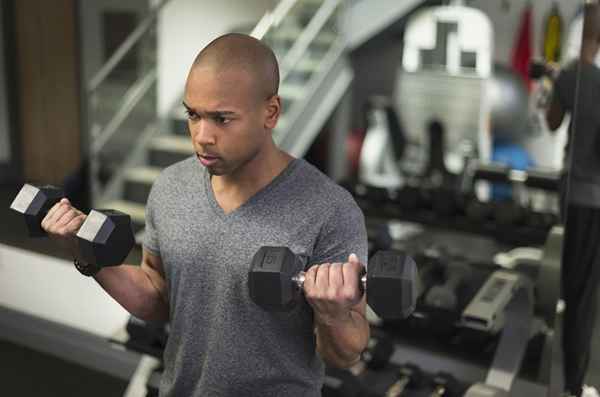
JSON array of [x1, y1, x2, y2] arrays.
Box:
[[183, 66, 274, 176]]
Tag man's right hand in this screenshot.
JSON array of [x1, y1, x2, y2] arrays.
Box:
[[41, 198, 87, 259]]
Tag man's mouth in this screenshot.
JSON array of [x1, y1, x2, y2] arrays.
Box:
[[197, 153, 220, 166]]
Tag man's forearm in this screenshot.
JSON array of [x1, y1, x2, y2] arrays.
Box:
[[316, 310, 370, 368], [94, 265, 169, 322]]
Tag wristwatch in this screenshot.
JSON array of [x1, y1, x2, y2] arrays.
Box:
[[73, 258, 102, 277]]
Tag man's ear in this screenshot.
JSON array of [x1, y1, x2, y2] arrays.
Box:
[[264, 95, 281, 130]]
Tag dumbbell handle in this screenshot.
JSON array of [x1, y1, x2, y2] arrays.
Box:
[[430, 385, 446, 397], [385, 376, 411, 397], [292, 272, 367, 291]]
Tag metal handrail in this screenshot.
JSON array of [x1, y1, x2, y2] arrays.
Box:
[[87, 0, 172, 94], [250, 0, 300, 40], [280, 0, 340, 81], [91, 69, 158, 155]]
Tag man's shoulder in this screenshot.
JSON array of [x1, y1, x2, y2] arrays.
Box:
[[293, 159, 360, 213]]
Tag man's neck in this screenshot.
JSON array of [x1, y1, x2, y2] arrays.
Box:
[[211, 144, 293, 197]]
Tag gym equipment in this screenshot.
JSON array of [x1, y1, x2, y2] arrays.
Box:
[[462, 271, 534, 396], [10, 183, 135, 267], [385, 363, 423, 397], [429, 372, 459, 397], [488, 64, 530, 139], [76, 209, 135, 267], [425, 262, 471, 311], [248, 247, 418, 319], [350, 331, 395, 377], [368, 223, 393, 258], [422, 120, 459, 216], [125, 316, 169, 359], [358, 96, 406, 189], [10, 184, 64, 237], [323, 367, 364, 397]]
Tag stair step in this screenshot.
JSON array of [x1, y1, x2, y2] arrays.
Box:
[[123, 166, 162, 204], [272, 28, 336, 47], [148, 135, 194, 167]]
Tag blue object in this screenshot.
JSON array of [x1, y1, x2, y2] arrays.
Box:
[[491, 140, 535, 201]]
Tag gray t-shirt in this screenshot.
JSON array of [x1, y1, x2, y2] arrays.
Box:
[[554, 62, 600, 208], [143, 156, 368, 397]]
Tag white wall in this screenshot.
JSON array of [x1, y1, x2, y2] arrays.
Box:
[[0, 244, 129, 337], [468, 0, 581, 169], [157, 0, 275, 117], [0, 1, 11, 164]]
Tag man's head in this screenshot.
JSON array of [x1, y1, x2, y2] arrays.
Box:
[[183, 33, 281, 176]]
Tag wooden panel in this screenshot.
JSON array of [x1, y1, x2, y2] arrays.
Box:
[[15, 0, 81, 185]]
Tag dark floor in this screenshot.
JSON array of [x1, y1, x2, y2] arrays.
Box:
[[0, 340, 128, 396], [1, 183, 599, 394]]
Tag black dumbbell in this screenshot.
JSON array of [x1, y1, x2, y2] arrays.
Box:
[[349, 331, 395, 377], [368, 223, 393, 258], [425, 262, 471, 311], [465, 199, 493, 223], [248, 247, 418, 319], [385, 363, 423, 397], [323, 367, 364, 397], [493, 201, 525, 226], [429, 372, 459, 397], [10, 184, 64, 237], [125, 316, 169, 359], [76, 209, 135, 267], [10, 183, 134, 267]]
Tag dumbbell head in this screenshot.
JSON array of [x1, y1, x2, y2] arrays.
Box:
[[430, 372, 459, 396], [76, 209, 135, 267], [367, 250, 417, 319], [362, 333, 394, 370], [425, 262, 471, 310], [248, 246, 305, 311], [10, 184, 64, 237]]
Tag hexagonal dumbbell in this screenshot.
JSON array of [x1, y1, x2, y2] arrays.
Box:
[[10, 184, 134, 267], [248, 247, 418, 319], [10, 184, 64, 237], [76, 209, 135, 267]]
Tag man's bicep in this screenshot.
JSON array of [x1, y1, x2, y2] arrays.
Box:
[[141, 248, 168, 302]]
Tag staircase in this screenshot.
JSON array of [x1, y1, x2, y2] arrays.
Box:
[[86, 0, 424, 243]]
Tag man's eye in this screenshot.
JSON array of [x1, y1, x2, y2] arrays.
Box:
[[185, 110, 198, 120], [214, 115, 231, 125]]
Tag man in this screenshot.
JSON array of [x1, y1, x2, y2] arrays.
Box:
[[41, 34, 370, 396], [546, 3, 600, 397]]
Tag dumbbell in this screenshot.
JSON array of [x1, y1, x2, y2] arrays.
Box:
[[465, 199, 493, 223], [349, 331, 395, 377], [368, 223, 393, 258], [248, 247, 418, 319], [323, 367, 364, 397], [429, 372, 459, 397], [125, 316, 169, 359], [385, 363, 423, 397], [10, 184, 64, 237], [10, 183, 134, 267], [425, 262, 471, 311], [493, 201, 525, 226]]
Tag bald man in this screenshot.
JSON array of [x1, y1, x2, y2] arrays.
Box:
[[41, 33, 370, 396]]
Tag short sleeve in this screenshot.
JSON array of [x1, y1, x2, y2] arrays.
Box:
[[310, 191, 368, 268], [143, 180, 161, 256]]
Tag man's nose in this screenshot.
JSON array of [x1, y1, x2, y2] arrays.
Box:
[[191, 119, 216, 146]]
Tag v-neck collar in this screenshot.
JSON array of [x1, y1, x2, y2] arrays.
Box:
[[202, 158, 299, 220]]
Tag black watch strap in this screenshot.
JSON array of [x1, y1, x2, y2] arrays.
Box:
[[73, 258, 102, 277]]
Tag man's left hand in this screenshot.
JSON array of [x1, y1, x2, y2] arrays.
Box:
[[304, 254, 364, 326]]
